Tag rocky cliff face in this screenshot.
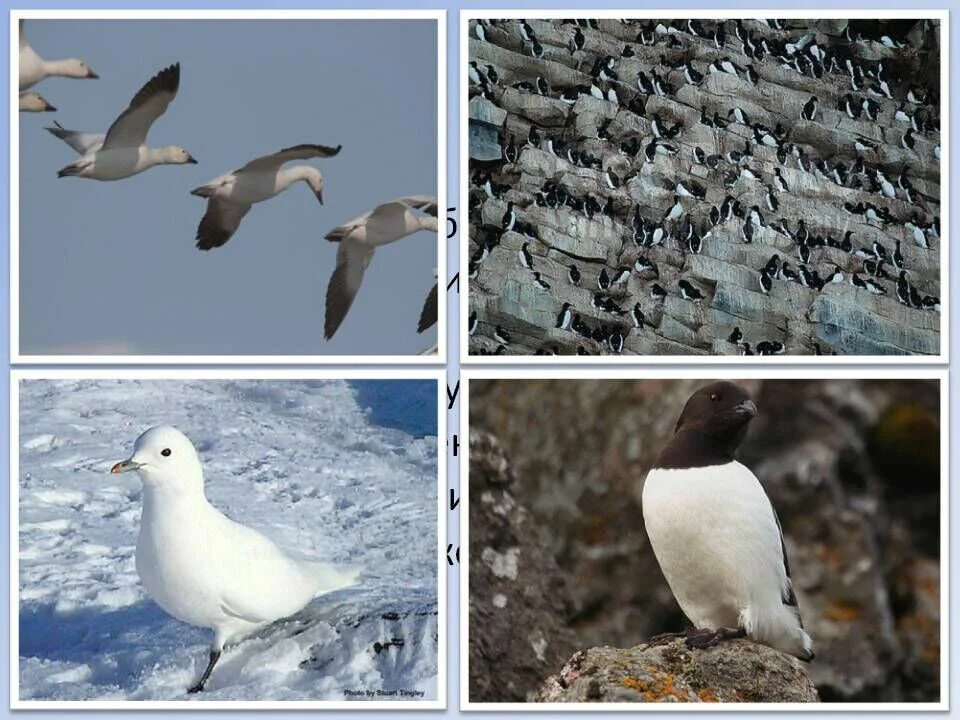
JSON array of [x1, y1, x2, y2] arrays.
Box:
[[467, 18, 941, 356], [468, 379, 941, 702]]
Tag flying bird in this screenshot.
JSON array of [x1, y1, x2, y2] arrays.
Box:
[[19, 19, 97, 89], [190, 142, 342, 250], [323, 196, 438, 340], [47, 63, 197, 181]]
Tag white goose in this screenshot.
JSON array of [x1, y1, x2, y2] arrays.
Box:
[[323, 196, 438, 340], [46, 63, 196, 181], [19, 19, 98, 90], [190, 144, 342, 250], [19, 91, 55, 112]]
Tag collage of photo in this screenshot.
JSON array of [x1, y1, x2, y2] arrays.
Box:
[[6, 7, 952, 717]]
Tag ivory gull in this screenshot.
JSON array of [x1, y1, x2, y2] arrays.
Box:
[[111, 425, 360, 694], [19, 19, 98, 90], [47, 63, 197, 181], [190, 144, 342, 250], [19, 91, 56, 112], [323, 196, 438, 340]]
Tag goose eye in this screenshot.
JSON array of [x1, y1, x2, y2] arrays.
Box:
[[161, 448, 172, 457], [710, 393, 719, 402]]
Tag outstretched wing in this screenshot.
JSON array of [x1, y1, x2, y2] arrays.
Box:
[[238, 143, 342, 174], [417, 282, 438, 333], [195, 198, 252, 250], [324, 240, 374, 339], [102, 63, 180, 150], [394, 195, 438, 217]]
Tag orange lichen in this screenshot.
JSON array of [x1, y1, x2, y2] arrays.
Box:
[[621, 671, 688, 702], [697, 688, 719, 702]]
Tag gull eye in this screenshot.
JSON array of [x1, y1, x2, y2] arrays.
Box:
[[710, 393, 720, 402], [161, 448, 172, 457]]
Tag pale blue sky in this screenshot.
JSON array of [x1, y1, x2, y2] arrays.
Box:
[[18, 19, 438, 356]]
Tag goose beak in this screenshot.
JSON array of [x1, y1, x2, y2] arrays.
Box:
[[110, 458, 143, 474]]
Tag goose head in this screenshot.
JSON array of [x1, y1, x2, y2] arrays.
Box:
[[52, 58, 98, 79], [19, 92, 55, 112], [301, 166, 325, 204], [161, 146, 198, 165]]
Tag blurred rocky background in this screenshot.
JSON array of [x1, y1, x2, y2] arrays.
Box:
[[467, 18, 941, 356], [468, 379, 941, 702]]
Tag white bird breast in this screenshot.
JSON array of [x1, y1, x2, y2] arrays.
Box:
[[641, 461, 789, 631]]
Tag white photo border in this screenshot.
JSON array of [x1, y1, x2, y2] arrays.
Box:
[[459, 366, 949, 711], [10, 367, 448, 711], [458, 10, 950, 365], [10, 9, 448, 366]]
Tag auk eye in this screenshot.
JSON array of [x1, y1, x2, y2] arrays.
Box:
[[710, 393, 720, 402], [161, 448, 172, 457]]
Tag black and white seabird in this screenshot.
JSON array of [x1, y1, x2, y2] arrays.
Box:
[[568, 264, 581, 285], [598, 268, 611, 290], [650, 283, 667, 302], [468, 311, 478, 335], [631, 303, 645, 329], [756, 341, 785, 355], [556, 302, 573, 330], [642, 382, 815, 660], [532, 272, 550, 290], [493, 325, 511, 344], [501, 202, 516, 232], [801, 96, 818, 121], [608, 327, 624, 354], [679, 279, 705, 302], [518, 242, 533, 269], [727, 326, 743, 345]]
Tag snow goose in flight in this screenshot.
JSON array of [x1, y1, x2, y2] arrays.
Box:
[[190, 144, 342, 250], [323, 196, 438, 340], [46, 63, 196, 181], [19, 91, 56, 112], [418, 268, 438, 334], [19, 20, 98, 90]]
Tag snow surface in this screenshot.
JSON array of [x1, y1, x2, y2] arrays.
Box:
[[17, 379, 439, 702]]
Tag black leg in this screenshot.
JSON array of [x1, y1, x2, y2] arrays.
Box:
[[684, 626, 746, 651], [187, 649, 221, 694]]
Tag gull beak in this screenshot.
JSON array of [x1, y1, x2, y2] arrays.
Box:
[[315, 190, 324, 205], [87, 69, 99, 79], [734, 400, 758, 419], [110, 458, 143, 474], [186, 155, 198, 164]]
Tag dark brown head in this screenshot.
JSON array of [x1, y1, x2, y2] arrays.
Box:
[[655, 381, 757, 469]]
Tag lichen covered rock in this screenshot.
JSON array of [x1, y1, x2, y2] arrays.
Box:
[[536, 639, 819, 703]]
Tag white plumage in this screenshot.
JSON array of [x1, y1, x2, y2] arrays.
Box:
[[112, 425, 359, 692], [643, 460, 813, 660]]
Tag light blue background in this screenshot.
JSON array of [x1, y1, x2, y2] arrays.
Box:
[[17, 17, 438, 356], [5, 1, 958, 718]]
